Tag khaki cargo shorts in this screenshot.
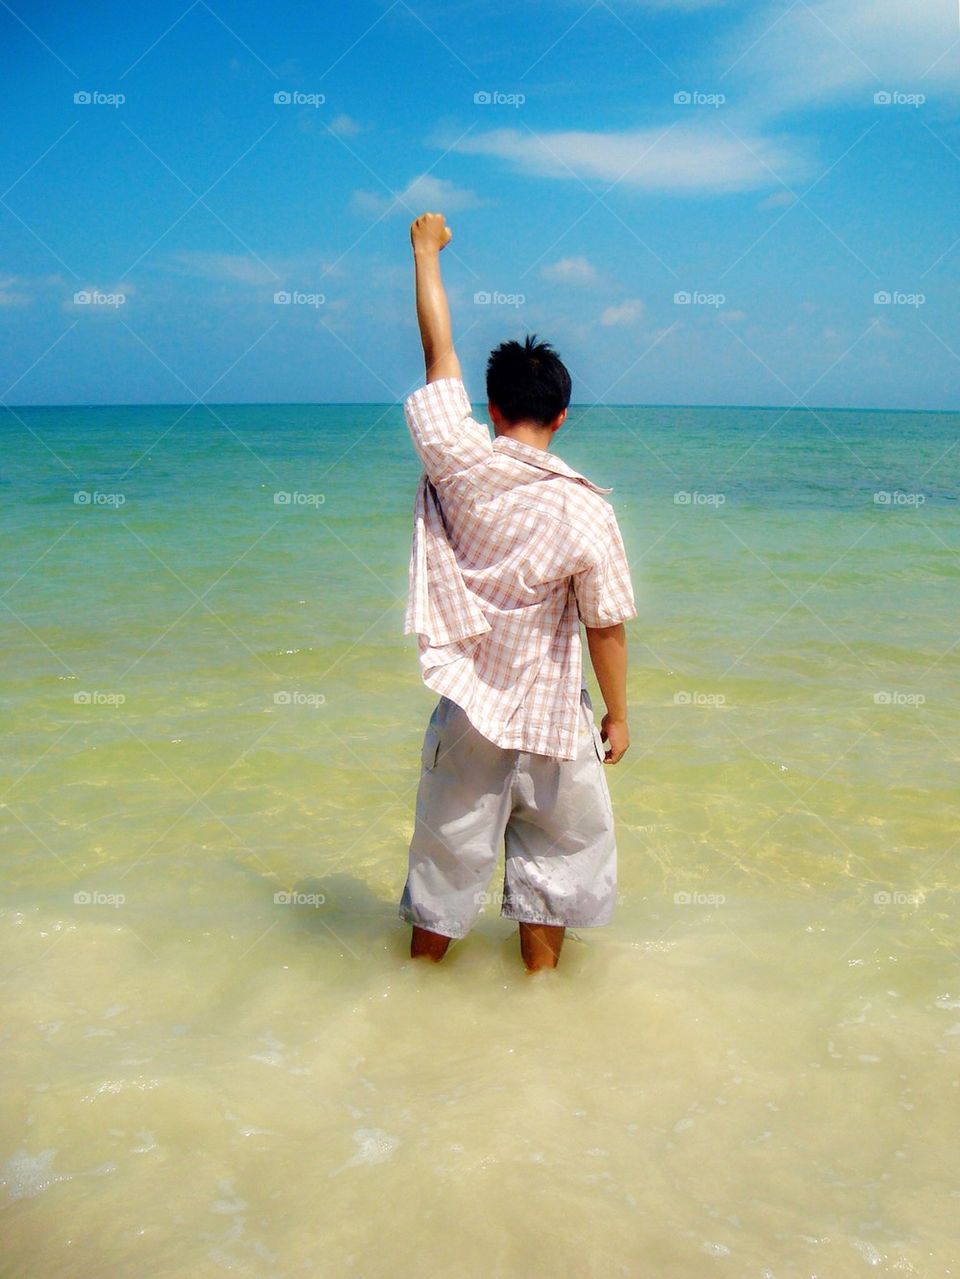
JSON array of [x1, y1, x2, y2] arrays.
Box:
[[399, 688, 617, 939]]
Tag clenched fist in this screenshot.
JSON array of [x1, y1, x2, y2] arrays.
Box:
[[410, 211, 452, 254]]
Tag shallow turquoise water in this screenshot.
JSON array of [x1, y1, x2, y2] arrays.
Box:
[[2, 401, 959, 1276]]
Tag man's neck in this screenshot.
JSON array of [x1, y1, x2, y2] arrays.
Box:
[[494, 426, 553, 453]]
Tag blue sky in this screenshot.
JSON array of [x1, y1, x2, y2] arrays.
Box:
[[1, 0, 958, 408]]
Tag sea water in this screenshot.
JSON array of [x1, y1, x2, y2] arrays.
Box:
[[1, 400, 958, 1276]]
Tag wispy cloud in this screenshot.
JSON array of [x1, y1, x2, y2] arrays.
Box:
[[452, 123, 811, 194], [166, 252, 282, 286], [328, 113, 362, 137], [0, 275, 31, 306], [601, 298, 646, 326], [724, 0, 960, 113], [757, 190, 797, 210], [353, 174, 482, 217], [541, 256, 602, 285]]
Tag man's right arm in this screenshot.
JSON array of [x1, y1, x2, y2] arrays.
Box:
[[584, 622, 629, 764], [403, 211, 492, 484], [410, 211, 460, 384]]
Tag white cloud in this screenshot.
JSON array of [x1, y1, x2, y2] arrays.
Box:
[[353, 174, 481, 217], [541, 256, 601, 285], [0, 275, 30, 306], [726, 0, 960, 113], [601, 299, 645, 326], [453, 123, 810, 194], [167, 251, 282, 285], [757, 190, 797, 210], [328, 113, 362, 137]]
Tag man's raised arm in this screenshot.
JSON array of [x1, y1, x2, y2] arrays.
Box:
[[410, 212, 462, 384]]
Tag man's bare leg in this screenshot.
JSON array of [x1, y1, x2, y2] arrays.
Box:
[[410, 925, 452, 961], [519, 922, 565, 971]]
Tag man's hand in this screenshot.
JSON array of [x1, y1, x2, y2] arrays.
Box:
[[410, 211, 452, 255], [411, 211, 460, 383], [584, 622, 629, 763], [600, 715, 629, 765]]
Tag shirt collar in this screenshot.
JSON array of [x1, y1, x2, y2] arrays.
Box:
[[492, 436, 612, 494]]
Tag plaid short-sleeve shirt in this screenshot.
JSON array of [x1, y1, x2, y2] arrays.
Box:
[[403, 377, 637, 761]]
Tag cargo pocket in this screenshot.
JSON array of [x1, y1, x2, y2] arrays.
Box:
[[580, 696, 607, 765], [421, 716, 442, 772]]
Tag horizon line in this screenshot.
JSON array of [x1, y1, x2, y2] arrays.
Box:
[[2, 400, 957, 415]]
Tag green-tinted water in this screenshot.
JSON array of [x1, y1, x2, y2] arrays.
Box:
[[2, 401, 958, 1275]]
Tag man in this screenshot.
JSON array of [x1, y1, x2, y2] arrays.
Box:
[[399, 211, 637, 972]]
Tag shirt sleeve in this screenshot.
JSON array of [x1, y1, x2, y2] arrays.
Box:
[[572, 504, 638, 627], [404, 377, 492, 483]]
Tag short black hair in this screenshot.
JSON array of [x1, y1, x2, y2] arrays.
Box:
[[485, 334, 572, 427]]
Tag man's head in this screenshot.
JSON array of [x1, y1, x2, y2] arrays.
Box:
[[486, 334, 571, 445]]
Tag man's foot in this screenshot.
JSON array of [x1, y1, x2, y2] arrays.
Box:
[[519, 922, 565, 971], [410, 925, 452, 961]]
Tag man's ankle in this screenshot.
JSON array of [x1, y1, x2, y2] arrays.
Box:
[[410, 925, 452, 961]]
